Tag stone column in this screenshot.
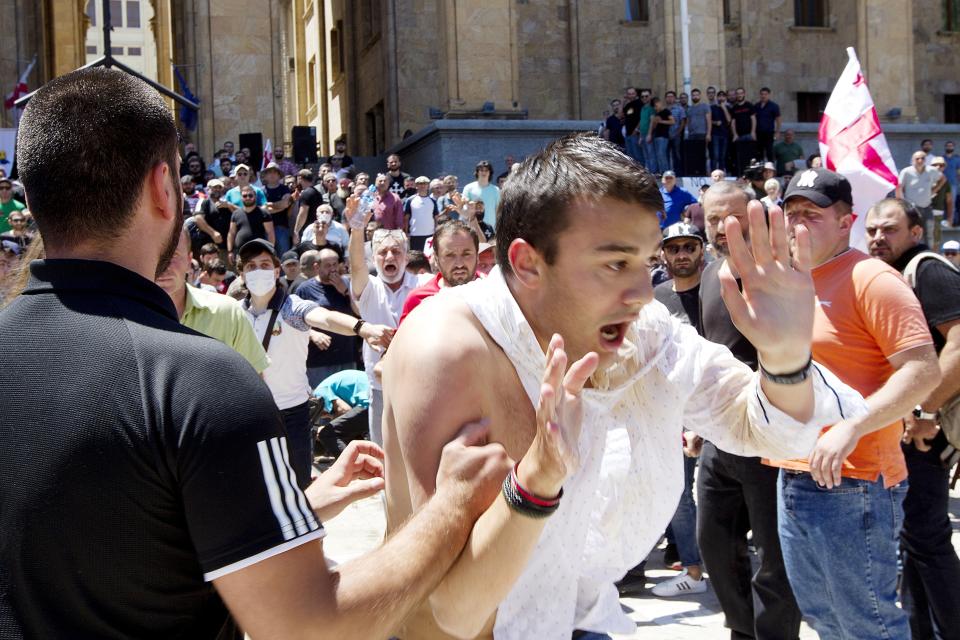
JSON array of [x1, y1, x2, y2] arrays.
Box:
[[48, 0, 87, 78], [857, 0, 916, 122]]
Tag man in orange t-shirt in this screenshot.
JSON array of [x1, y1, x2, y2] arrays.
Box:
[[775, 168, 940, 639]]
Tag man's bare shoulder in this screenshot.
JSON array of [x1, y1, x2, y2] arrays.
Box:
[[389, 292, 491, 375]]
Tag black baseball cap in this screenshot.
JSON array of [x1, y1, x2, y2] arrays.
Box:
[[783, 168, 853, 208], [238, 238, 277, 263], [662, 222, 703, 244]]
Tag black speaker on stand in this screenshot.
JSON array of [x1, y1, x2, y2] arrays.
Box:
[[292, 126, 319, 165]]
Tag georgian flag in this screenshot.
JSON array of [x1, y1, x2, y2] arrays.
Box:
[[4, 55, 36, 110], [261, 138, 273, 171], [818, 47, 898, 251]]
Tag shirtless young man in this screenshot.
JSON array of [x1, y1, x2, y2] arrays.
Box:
[[371, 134, 866, 639]]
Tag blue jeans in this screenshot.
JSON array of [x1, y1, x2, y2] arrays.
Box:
[[710, 135, 728, 172], [665, 454, 700, 566], [624, 133, 643, 164], [642, 139, 657, 173], [273, 225, 292, 255], [778, 470, 909, 640], [654, 137, 670, 175]]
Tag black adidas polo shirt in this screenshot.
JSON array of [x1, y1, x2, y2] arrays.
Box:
[[0, 260, 324, 639]]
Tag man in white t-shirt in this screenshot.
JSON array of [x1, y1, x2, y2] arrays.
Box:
[[462, 160, 500, 228], [404, 175, 439, 251], [897, 151, 944, 237], [346, 201, 418, 446]]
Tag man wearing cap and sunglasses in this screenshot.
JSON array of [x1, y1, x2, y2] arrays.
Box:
[[224, 163, 266, 209], [772, 167, 940, 639]]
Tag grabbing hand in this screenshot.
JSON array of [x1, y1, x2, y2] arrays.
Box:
[[683, 431, 703, 457], [719, 201, 815, 374], [359, 323, 395, 352], [435, 421, 512, 522], [212, 231, 223, 244], [309, 330, 332, 351], [809, 420, 860, 489], [306, 440, 386, 521], [902, 413, 939, 452], [517, 335, 599, 497]]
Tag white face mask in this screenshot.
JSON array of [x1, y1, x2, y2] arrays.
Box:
[[244, 268, 276, 297]]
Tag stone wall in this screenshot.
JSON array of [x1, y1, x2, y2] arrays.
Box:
[[912, 0, 960, 123]]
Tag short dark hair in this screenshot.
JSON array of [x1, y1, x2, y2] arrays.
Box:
[[495, 133, 662, 273], [406, 250, 430, 272], [760, 87, 771, 93], [203, 259, 227, 275], [433, 220, 480, 254], [665, 90, 676, 98], [691, 88, 701, 94], [16, 68, 179, 249], [921, 138, 933, 146], [871, 197, 923, 229], [200, 243, 218, 255]]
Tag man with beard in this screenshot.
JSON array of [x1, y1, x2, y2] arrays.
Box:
[[697, 180, 803, 640], [399, 220, 480, 324], [864, 198, 960, 640], [386, 153, 411, 198], [651, 222, 707, 597], [347, 199, 417, 445], [227, 184, 274, 265]]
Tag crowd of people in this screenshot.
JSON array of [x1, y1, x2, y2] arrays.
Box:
[[1, 66, 960, 640]]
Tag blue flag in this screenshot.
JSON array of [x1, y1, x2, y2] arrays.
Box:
[[173, 66, 199, 131]]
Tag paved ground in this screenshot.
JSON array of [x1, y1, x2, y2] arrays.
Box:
[[320, 471, 960, 639]]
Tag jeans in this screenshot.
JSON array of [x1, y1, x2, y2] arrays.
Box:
[[624, 133, 643, 164], [697, 443, 800, 640], [642, 139, 657, 173], [756, 131, 775, 163], [710, 135, 729, 172], [653, 137, 669, 175], [280, 401, 313, 490], [668, 135, 683, 174], [368, 386, 384, 446], [778, 470, 909, 640], [666, 454, 701, 566], [900, 433, 960, 640], [306, 361, 354, 391], [273, 225, 292, 256], [733, 135, 756, 177]]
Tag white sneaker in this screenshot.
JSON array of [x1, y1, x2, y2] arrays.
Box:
[[651, 570, 707, 597]]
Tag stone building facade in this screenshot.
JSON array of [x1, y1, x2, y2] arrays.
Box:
[[2, 0, 960, 159]]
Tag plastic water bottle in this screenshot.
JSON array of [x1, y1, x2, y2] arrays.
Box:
[[359, 185, 377, 215]]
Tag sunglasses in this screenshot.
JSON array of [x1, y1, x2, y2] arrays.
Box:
[[663, 242, 701, 255], [945, 251, 958, 257]]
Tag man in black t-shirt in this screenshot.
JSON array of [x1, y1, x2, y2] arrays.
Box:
[[386, 153, 412, 197], [603, 99, 626, 149], [622, 87, 644, 163], [192, 178, 235, 256], [227, 185, 274, 266], [730, 87, 756, 178], [865, 198, 960, 639], [698, 181, 802, 639], [2, 66, 510, 640], [651, 222, 708, 596], [293, 168, 323, 245]]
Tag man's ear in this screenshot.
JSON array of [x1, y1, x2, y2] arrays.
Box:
[[508, 239, 544, 289], [147, 162, 179, 222]]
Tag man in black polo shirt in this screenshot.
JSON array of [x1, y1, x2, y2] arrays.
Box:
[[698, 180, 802, 640], [730, 87, 757, 178], [0, 66, 510, 640], [865, 198, 960, 639]]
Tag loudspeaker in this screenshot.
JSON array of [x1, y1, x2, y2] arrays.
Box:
[[238, 132, 263, 169], [292, 126, 318, 165]]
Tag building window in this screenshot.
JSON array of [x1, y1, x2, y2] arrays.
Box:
[[723, 0, 732, 25], [946, 0, 960, 31], [127, 47, 142, 56], [946, 95, 960, 124], [365, 101, 385, 155], [109, 0, 122, 26], [307, 56, 316, 107], [360, 0, 381, 43], [625, 0, 649, 22], [331, 20, 345, 77], [797, 92, 829, 122], [110, 46, 124, 55], [86, 45, 98, 55], [86, 0, 96, 25], [794, 0, 828, 27], [126, 1, 140, 28]]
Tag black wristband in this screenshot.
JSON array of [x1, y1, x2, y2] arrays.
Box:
[[501, 473, 561, 519], [353, 318, 365, 335], [759, 356, 813, 385]]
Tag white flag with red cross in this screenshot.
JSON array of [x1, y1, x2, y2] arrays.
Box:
[[261, 138, 273, 171], [818, 47, 898, 251], [4, 56, 36, 111]]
